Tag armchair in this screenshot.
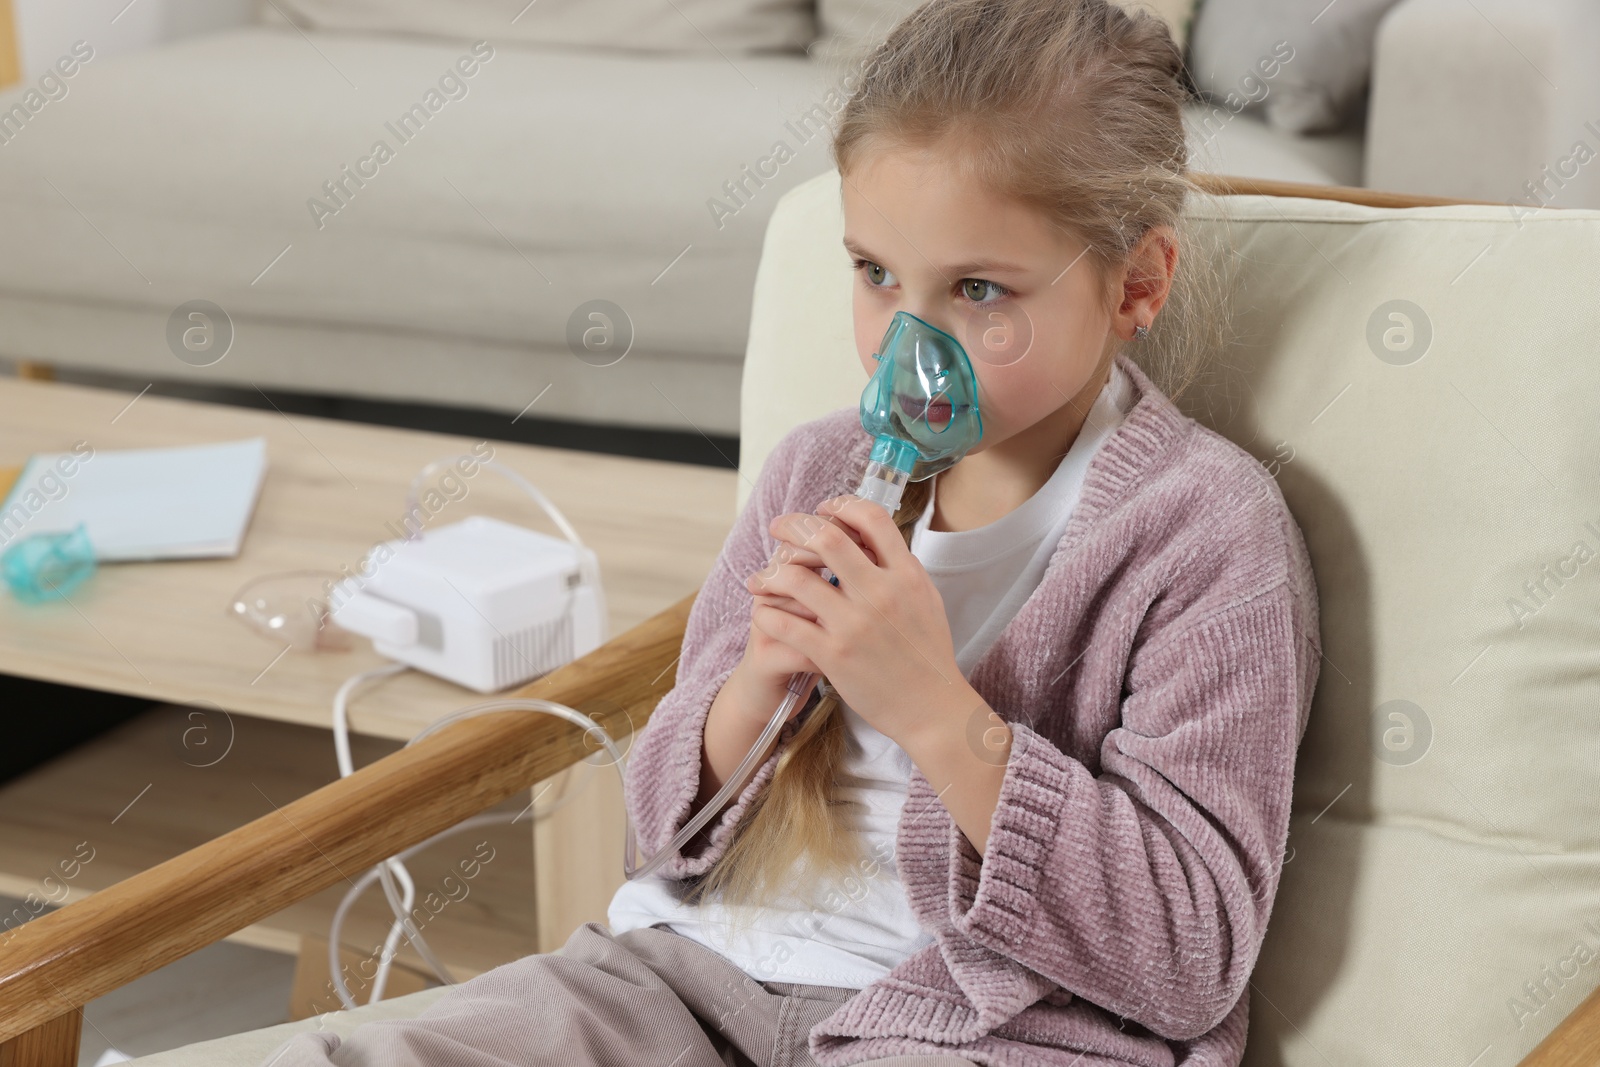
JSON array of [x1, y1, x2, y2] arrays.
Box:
[[3, 173, 1599, 1067]]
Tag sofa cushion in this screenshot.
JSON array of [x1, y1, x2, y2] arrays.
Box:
[[740, 168, 1600, 1067], [1187, 0, 1403, 134], [259, 0, 816, 55], [1184, 100, 1364, 187], [809, 0, 1198, 75]]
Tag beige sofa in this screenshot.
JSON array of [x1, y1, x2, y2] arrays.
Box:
[[56, 167, 1597, 1064], [1, 0, 1589, 435]]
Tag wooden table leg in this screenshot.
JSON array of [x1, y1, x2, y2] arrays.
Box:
[[0, 1010, 82, 1067]]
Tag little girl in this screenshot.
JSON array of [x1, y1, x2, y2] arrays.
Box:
[[265, 0, 1319, 1064]]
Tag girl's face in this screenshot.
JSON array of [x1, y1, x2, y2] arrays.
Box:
[[841, 145, 1124, 455]]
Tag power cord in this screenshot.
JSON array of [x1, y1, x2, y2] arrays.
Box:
[[327, 666, 606, 1007]]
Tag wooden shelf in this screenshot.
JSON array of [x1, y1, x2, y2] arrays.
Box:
[[0, 704, 549, 979]]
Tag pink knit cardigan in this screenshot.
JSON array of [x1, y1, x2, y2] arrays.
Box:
[[623, 353, 1322, 1067]]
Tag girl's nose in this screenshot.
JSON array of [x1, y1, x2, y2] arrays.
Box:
[[900, 303, 957, 337]]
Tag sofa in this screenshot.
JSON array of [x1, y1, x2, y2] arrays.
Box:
[[0, 0, 1592, 435], [49, 159, 1595, 1066]]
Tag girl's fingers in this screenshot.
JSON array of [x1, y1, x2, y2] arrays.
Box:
[[768, 508, 880, 594], [753, 590, 816, 622], [813, 496, 904, 573], [770, 543, 824, 570], [749, 548, 828, 598], [749, 561, 838, 623], [750, 622, 823, 678], [765, 510, 877, 570], [748, 573, 830, 661]]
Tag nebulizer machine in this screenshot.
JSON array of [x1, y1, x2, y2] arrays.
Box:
[[313, 310, 982, 1007]]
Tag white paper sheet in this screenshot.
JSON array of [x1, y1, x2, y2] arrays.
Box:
[[0, 438, 268, 562]]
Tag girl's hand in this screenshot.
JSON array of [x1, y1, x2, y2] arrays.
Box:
[[731, 591, 823, 726], [755, 512, 877, 570], [745, 495, 972, 749]]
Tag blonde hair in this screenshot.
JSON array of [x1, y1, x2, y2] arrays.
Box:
[[688, 0, 1230, 912]]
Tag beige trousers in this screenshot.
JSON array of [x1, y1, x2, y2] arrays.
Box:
[[263, 921, 976, 1067]]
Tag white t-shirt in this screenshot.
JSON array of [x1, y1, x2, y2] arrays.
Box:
[[607, 361, 1136, 987]]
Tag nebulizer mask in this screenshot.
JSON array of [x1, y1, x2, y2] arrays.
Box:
[[855, 310, 985, 507], [324, 313, 983, 1006]]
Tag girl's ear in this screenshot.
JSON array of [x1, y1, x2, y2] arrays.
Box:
[[1112, 225, 1179, 341]]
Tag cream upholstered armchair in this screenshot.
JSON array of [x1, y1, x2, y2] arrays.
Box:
[[739, 173, 1600, 1067], [2, 172, 1598, 1066]]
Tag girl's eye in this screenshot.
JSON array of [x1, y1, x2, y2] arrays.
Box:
[[851, 258, 1011, 305], [961, 278, 1009, 304], [852, 257, 895, 288]]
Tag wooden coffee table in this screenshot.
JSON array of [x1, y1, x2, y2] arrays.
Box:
[[0, 376, 736, 987]]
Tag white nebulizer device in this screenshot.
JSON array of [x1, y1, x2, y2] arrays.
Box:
[[330, 511, 606, 693], [326, 310, 982, 1007]]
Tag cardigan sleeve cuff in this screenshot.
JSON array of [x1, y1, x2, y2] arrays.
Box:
[[634, 664, 795, 880], [948, 720, 1077, 949]]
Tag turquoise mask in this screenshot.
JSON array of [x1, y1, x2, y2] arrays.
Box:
[[858, 311, 984, 494]]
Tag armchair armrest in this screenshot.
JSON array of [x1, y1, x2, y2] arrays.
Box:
[[1189, 172, 1494, 208], [1365, 0, 1600, 208], [0, 590, 695, 1061], [1521, 987, 1600, 1067]]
